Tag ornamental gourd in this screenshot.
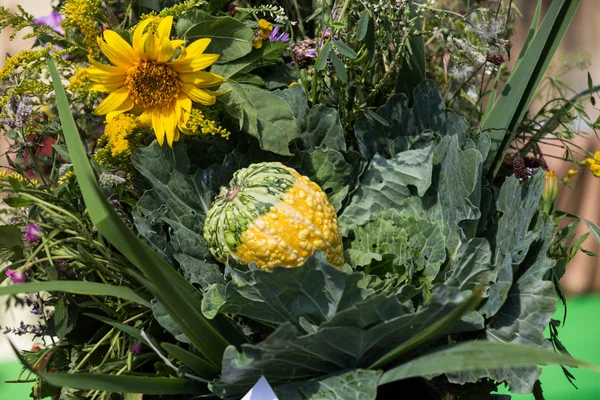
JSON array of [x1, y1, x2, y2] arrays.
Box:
[[203, 162, 344, 270]]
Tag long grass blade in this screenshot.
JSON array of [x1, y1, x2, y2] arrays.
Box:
[[482, 0, 581, 179], [47, 58, 245, 367], [378, 341, 600, 386], [0, 281, 151, 308]]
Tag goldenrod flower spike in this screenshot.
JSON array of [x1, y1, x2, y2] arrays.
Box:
[[86, 16, 226, 147]]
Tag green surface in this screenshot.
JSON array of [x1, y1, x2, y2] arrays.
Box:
[[0, 362, 31, 399], [2, 297, 600, 399]]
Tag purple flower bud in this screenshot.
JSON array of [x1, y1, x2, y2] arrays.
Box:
[[5, 269, 28, 284], [269, 27, 290, 43], [25, 223, 42, 244], [33, 10, 64, 35], [131, 342, 143, 355]]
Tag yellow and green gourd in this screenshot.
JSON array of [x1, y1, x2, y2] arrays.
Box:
[[203, 162, 344, 270]]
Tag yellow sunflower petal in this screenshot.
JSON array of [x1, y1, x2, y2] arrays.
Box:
[[170, 54, 220, 72], [162, 106, 177, 147], [178, 71, 226, 87], [184, 38, 211, 58], [181, 84, 216, 105], [177, 94, 192, 113], [152, 107, 166, 145], [88, 58, 126, 75], [94, 87, 132, 115], [156, 17, 175, 63], [106, 100, 134, 121], [89, 82, 125, 92], [98, 30, 137, 69], [133, 18, 153, 56], [138, 110, 152, 126]]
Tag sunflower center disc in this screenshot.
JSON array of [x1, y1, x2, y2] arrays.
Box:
[[126, 61, 182, 109]]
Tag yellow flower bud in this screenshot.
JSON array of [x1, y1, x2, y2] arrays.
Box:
[[541, 169, 558, 214]]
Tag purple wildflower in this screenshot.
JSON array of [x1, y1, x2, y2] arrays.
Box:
[[5, 269, 28, 284], [131, 342, 143, 355], [25, 223, 42, 244], [293, 38, 318, 67], [33, 10, 64, 35], [269, 27, 290, 43]]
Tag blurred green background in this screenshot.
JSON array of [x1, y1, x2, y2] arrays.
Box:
[[2, 297, 599, 399]]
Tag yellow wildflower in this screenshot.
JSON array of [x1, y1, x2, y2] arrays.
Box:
[[57, 170, 75, 185], [103, 113, 138, 157], [288, 81, 298, 88], [562, 168, 578, 184], [63, 0, 102, 54], [69, 67, 91, 92], [252, 37, 263, 49], [584, 151, 600, 177], [183, 108, 230, 139], [0, 170, 39, 186], [258, 19, 273, 39], [85, 16, 226, 147]]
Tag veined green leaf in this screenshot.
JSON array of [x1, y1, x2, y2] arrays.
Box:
[[482, 0, 581, 179], [333, 40, 357, 59], [378, 341, 600, 386], [47, 58, 245, 368], [0, 281, 151, 308], [583, 218, 600, 246], [315, 41, 332, 72], [176, 10, 253, 63], [357, 11, 370, 41]]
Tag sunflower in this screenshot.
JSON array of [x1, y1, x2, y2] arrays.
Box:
[[87, 16, 226, 146]]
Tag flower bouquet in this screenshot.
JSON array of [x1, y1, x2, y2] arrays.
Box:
[[1, 0, 600, 399]]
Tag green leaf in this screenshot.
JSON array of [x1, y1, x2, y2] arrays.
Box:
[[0, 281, 151, 308], [482, 0, 581, 179], [131, 142, 213, 261], [338, 146, 434, 235], [0, 225, 23, 263], [315, 41, 332, 72], [357, 11, 371, 41], [426, 135, 487, 254], [160, 343, 218, 379], [330, 52, 347, 84], [53, 298, 76, 340], [355, 80, 469, 160], [48, 58, 244, 368], [297, 147, 353, 211], [202, 252, 372, 329], [378, 341, 600, 386], [235, 84, 301, 155], [451, 220, 558, 394], [215, 80, 258, 133], [333, 40, 357, 59], [480, 172, 546, 317], [275, 369, 381, 400], [3, 197, 31, 208], [211, 261, 481, 398], [273, 84, 346, 152], [583, 218, 600, 246], [174, 253, 224, 291], [211, 40, 288, 78], [176, 10, 254, 63]]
